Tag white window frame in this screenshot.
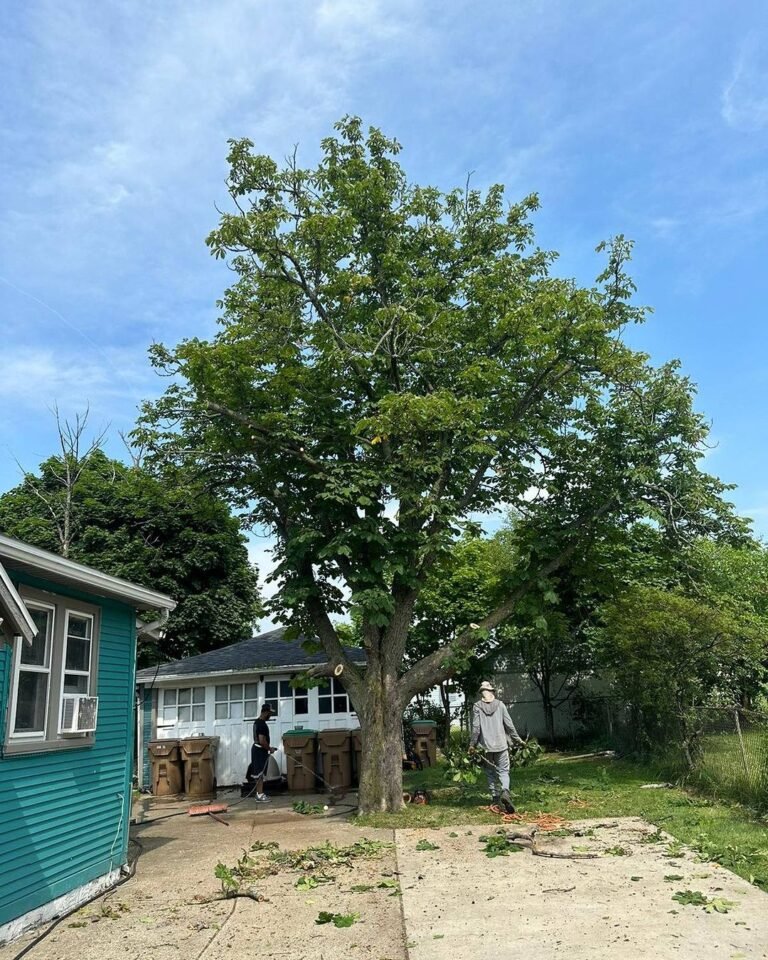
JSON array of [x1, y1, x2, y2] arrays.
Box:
[[318, 677, 352, 715], [60, 609, 94, 702], [214, 682, 260, 721], [162, 686, 207, 724], [4, 587, 101, 755], [8, 601, 55, 741]]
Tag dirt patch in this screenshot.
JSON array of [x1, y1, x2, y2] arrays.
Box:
[[396, 817, 768, 959], [0, 808, 407, 960]]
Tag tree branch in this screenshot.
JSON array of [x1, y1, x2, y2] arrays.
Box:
[[398, 496, 616, 701]]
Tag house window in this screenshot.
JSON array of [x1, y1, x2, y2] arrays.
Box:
[[215, 683, 259, 720], [261, 679, 308, 716], [5, 588, 100, 754], [10, 604, 54, 737], [162, 687, 206, 723], [293, 685, 309, 715], [318, 677, 350, 715], [262, 679, 286, 717]]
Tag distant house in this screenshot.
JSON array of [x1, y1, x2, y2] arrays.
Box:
[[0, 534, 175, 945], [136, 628, 367, 787]]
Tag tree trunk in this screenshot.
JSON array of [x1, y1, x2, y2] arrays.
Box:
[[357, 690, 405, 814], [543, 694, 555, 744]]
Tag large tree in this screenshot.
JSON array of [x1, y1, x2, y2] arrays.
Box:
[[137, 118, 744, 812], [0, 434, 261, 664]]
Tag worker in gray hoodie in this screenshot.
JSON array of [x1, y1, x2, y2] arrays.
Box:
[[470, 680, 523, 813]]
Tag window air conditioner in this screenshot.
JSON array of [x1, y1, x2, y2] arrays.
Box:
[[60, 695, 99, 734]]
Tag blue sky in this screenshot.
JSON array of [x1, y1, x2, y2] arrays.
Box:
[[1, 0, 767, 601]]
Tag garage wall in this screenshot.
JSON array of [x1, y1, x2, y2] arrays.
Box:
[[144, 672, 358, 786]]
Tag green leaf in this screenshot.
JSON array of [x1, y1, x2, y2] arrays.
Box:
[[416, 839, 440, 851], [704, 898, 737, 914], [672, 890, 708, 907], [332, 912, 360, 928]]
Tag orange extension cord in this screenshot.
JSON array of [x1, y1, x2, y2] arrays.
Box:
[[480, 805, 570, 830]]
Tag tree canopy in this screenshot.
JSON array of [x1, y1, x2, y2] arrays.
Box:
[[0, 444, 262, 665], [137, 117, 746, 810]]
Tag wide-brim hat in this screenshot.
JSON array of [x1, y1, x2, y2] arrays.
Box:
[[478, 680, 495, 693]]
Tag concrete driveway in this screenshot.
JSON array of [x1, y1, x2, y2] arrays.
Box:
[[397, 818, 768, 959], [2, 801, 767, 960]]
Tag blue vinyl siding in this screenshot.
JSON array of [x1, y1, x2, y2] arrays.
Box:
[[0, 574, 136, 929]]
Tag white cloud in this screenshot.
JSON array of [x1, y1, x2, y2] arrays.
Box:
[[722, 43, 768, 133]]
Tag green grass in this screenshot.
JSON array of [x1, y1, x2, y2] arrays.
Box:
[[355, 753, 768, 890]]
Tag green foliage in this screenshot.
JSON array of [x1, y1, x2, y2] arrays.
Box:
[[479, 833, 524, 857], [415, 839, 440, 851], [510, 738, 544, 768], [600, 586, 766, 755], [316, 911, 360, 928], [0, 449, 261, 664], [293, 800, 325, 815], [135, 116, 748, 810], [672, 889, 709, 906], [214, 862, 239, 896]]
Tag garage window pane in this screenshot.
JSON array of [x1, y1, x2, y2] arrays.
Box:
[[245, 683, 258, 699], [319, 698, 332, 715], [192, 705, 205, 721], [295, 696, 308, 715], [334, 695, 347, 713], [215, 703, 228, 719], [230, 684, 243, 701], [245, 700, 258, 718], [280, 680, 292, 698], [230, 701, 243, 719], [178, 706, 191, 723], [178, 688, 191, 705], [215, 685, 228, 701], [193, 687, 205, 702]]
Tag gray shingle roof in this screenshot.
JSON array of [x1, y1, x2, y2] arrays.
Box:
[[135, 627, 366, 682]]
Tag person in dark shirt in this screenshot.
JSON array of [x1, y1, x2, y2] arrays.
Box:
[[250, 702, 276, 802]]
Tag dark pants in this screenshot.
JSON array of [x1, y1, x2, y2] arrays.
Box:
[[248, 745, 270, 782]]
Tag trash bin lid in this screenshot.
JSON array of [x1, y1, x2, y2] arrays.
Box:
[[148, 739, 179, 751], [284, 728, 318, 737], [410, 719, 437, 726]]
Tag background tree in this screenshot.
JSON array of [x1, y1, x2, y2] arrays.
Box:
[[599, 586, 765, 765], [0, 435, 262, 664], [137, 118, 745, 812]]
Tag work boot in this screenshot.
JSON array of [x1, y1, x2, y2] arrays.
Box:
[[499, 789, 515, 814]]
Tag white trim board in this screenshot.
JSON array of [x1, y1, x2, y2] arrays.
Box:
[[0, 868, 122, 946], [0, 534, 176, 612], [136, 664, 343, 685], [0, 560, 37, 645]]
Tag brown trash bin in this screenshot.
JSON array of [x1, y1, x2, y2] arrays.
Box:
[[410, 720, 438, 767], [180, 736, 218, 799], [350, 728, 363, 786], [318, 728, 352, 791], [148, 739, 183, 797], [283, 729, 318, 791]]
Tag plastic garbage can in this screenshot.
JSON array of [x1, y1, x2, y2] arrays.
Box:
[[410, 720, 438, 767], [283, 729, 319, 791], [180, 735, 218, 799], [148, 739, 183, 797], [318, 728, 352, 791]]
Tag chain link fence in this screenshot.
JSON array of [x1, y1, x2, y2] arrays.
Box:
[[687, 706, 768, 808]]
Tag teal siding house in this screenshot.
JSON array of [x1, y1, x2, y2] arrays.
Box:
[[0, 534, 175, 945]]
